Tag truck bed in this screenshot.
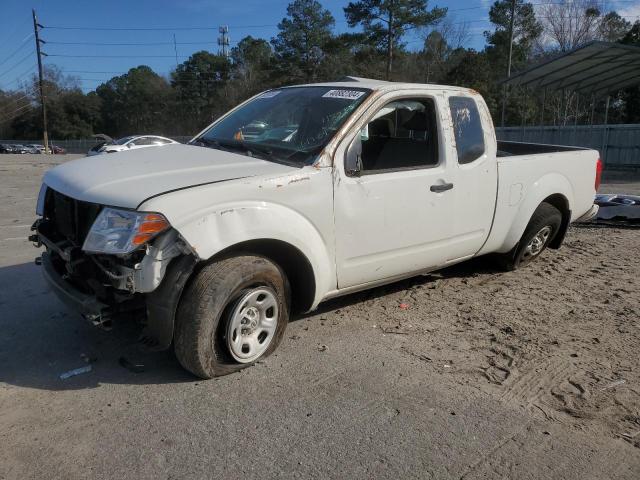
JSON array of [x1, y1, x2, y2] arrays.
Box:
[[480, 144, 600, 257], [497, 140, 585, 157]]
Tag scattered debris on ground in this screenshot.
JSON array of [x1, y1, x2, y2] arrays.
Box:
[[59, 365, 92, 380], [594, 193, 640, 224], [118, 356, 145, 373]]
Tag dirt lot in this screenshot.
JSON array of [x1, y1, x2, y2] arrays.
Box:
[[1, 154, 639, 479]]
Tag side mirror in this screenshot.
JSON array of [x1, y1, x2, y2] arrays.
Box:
[[345, 136, 363, 177]]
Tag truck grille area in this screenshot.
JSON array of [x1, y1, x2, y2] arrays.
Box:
[[35, 188, 146, 324], [42, 188, 102, 246]]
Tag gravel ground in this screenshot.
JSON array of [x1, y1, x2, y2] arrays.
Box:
[[1, 154, 639, 479]]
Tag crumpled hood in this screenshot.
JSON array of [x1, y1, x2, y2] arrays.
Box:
[[43, 144, 297, 209]]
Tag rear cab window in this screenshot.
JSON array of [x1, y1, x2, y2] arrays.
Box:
[[449, 96, 485, 164]]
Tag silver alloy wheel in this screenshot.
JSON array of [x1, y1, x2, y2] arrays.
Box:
[[522, 225, 552, 260], [226, 287, 279, 363]]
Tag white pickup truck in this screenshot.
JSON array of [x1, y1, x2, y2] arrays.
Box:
[[33, 78, 601, 378]]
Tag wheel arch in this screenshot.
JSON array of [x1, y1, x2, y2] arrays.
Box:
[[145, 238, 318, 351], [543, 193, 571, 249], [497, 173, 574, 253], [208, 238, 317, 313]]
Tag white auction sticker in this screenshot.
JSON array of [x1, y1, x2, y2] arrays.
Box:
[[322, 89, 365, 100], [258, 90, 281, 99]]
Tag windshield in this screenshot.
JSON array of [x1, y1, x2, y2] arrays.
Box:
[[193, 86, 371, 166]]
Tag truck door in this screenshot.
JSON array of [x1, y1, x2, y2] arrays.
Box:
[[333, 93, 455, 288], [443, 94, 498, 261]]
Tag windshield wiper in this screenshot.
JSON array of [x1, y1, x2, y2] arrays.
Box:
[[195, 137, 272, 159], [191, 137, 221, 149], [241, 142, 273, 158], [192, 137, 302, 168]]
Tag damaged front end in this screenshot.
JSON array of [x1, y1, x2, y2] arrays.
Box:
[[33, 187, 196, 349]]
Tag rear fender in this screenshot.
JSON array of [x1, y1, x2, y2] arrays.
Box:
[[498, 173, 573, 253]]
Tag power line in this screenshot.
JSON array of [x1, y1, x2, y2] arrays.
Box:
[[1, 67, 37, 90], [0, 50, 36, 80], [3, 91, 33, 104], [0, 70, 35, 93], [44, 25, 219, 31], [42, 23, 307, 31], [45, 40, 219, 46], [1, 93, 33, 113], [60, 70, 131, 74], [0, 33, 34, 68], [0, 103, 33, 124], [46, 54, 195, 58]]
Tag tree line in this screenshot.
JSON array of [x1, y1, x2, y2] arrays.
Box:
[[1, 0, 639, 141]]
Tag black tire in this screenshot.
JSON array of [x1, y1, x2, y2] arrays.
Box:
[[497, 202, 562, 271], [174, 255, 290, 378]]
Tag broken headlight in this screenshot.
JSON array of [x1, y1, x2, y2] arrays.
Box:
[[82, 208, 169, 255]]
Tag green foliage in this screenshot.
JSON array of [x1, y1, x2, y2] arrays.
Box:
[[3, 1, 639, 139], [271, 0, 335, 82], [485, 0, 542, 75], [170, 51, 232, 133], [230, 37, 277, 104], [621, 20, 640, 45], [344, 0, 446, 79], [96, 66, 172, 137], [599, 12, 632, 42]]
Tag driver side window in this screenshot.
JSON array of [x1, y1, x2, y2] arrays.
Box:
[[359, 98, 439, 173]]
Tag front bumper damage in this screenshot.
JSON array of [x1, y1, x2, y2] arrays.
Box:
[[41, 251, 109, 325], [34, 220, 196, 348]]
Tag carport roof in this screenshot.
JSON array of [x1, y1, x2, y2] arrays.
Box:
[[503, 41, 640, 97]]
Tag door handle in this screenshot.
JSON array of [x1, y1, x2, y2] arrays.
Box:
[[430, 182, 454, 193]]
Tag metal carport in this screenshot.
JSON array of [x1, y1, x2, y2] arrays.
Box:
[[503, 41, 640, 125]]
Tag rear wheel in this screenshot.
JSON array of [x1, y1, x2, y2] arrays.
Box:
[[498, 202, 562, 271], [174, 255, 290, 378]]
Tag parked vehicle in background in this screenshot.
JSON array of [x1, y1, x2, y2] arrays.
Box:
[[0, 144, 15, 153], [33, 79, 601, 379], [50, 145, 66, 154], [87, 135, 178, 156], [26, 144, 45, 154], [10, 144, 29, 154]]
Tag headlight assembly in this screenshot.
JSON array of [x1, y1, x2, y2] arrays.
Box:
[[82, 208, 170, 255]]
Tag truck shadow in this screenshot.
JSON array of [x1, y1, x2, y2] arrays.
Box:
[[296, 255, 502, 320], [0, 262, 194, 391], [0, 256, 501, 391]]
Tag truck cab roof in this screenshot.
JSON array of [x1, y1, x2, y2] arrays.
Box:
[[291, 77, 476, 95]]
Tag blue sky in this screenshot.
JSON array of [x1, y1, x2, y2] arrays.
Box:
[[0, 0, 637, 93], [0, 0, 496, 92]]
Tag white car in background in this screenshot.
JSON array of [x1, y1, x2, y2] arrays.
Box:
[[26, 144, 46, 153], [87, 135, 178, 156]]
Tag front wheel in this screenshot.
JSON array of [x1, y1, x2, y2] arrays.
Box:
[[497, 202, 562, 271], [174, 255, 290, 378]]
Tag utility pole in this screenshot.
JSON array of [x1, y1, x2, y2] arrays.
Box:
[[32, 9, 49, 154], [501, 0, 517, 128], [218, 26, 230, 58]]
